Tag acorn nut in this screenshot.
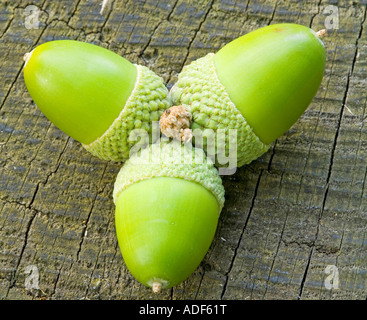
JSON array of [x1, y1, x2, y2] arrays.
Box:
[[113, 140, 225, 292], [23, 40, 172, 162], [167, 23, 326, 167]]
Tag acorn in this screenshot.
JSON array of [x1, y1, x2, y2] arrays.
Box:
[[113, 140, 225, 292], [165, 24, 326, 167], [23, 40, 171, 162]]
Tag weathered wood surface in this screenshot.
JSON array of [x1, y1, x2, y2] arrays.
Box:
[[0, 0, 366, 300]]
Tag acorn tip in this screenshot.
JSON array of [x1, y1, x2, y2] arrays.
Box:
[[316, 29, 327, 38], [23, 52, 31, 62], [152, 281, 162, 293], [23, 51, 33, 67]]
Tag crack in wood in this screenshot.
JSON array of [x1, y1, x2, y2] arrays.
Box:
[[263, 207, 289, 298], [53, 161, 109, 298], [97, 0, 116, 36], [3, 140, 70, 297], [298, 6, 367, 299], [138, 0, 179, 62], [179, 0, 214, 71], [5, 203, 38, 297], [268, 0, 278, 25], [309, 0, 322, 28], [221, 169, 264, 299], [76, 162, 108, 262]]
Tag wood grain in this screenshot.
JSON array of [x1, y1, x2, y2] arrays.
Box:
[[0, 0, 366, 300]]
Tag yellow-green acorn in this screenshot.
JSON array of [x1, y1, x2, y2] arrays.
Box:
[[113, 140, 225, 292], [23, 40, 171, 162], [165, 24, 326, 167]]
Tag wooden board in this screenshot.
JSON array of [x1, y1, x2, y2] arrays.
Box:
[[0, 0, 366, 300]]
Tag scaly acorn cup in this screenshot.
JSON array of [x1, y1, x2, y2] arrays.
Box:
[[164, 24, 326, 167], [113, 140, 225, 292], [23, 40, 171, 162]]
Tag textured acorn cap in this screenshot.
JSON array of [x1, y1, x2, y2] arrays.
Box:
[[113, 140, 225, 211], [170, 53, 270, 167], [83, 65, 172, 161]]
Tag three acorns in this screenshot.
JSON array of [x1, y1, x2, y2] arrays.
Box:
[[23, 24, 326, 292]]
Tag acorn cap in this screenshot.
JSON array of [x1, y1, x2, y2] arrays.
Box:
[[113, 140, 225, 210], [169, 23, 326, 167], [23, 40, 171, 162]]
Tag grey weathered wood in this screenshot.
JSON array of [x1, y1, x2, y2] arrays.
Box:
[[0, 0, 367, 300]]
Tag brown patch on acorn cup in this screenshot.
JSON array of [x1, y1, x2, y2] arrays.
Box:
[[159, 105, 193, 143]]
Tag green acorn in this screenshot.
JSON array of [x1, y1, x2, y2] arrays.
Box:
[[113, 140, 225, 292], [23, 40, 171, 162], [164, 24, 326, 167]]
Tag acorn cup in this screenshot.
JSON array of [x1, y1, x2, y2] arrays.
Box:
[[113, 140, 225, 292], [163, 24, 326, 167], [23, 40, 172, 162]]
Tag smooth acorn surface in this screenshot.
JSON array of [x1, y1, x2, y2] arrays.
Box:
[[23, 40, 137, 145], [214, 23, 326, 145], [115, 177, 220, 290]]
